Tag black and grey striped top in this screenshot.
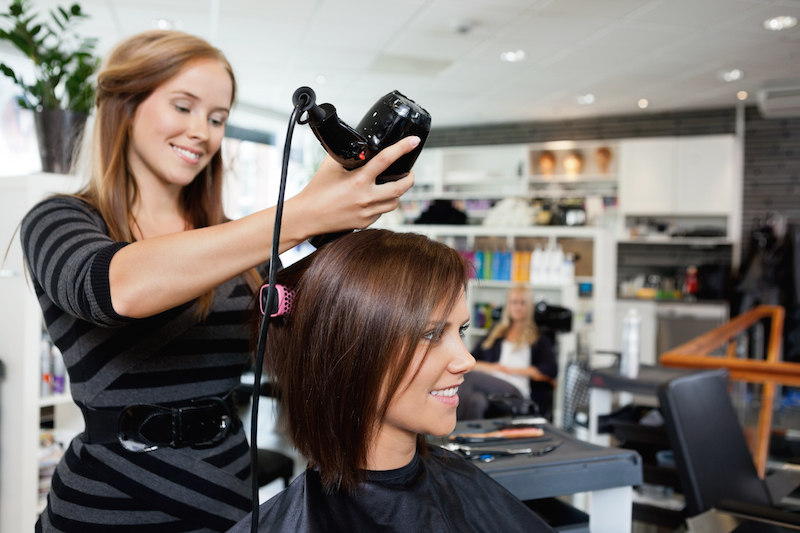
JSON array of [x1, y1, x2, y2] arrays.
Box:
[[22, 196, 257, 533]]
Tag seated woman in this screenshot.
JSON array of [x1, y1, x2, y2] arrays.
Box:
[[457, 285, 558, 421], [229, 229, 555, 532]]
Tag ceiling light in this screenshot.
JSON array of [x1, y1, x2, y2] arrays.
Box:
[[576, 94, 595, 105], [737, 91, 748, 101], [151, 18, 182, 30], [763, 16, 798, 31], [500, 50, 526, 62], [315, 75, 326, 84], [719, 69, 744, 82], [638, 99, 649, 109]]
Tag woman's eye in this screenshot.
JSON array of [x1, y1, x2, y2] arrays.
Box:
[[459, 324, 469, 339], [174, 105, 190, 113], [423, 329, 443, 342], [209, 115, 226, 127]]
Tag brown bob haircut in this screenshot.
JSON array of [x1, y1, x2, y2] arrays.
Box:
[[266, 229, 470, 493]]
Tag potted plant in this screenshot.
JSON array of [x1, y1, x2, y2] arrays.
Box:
[[0, 0, 99, 173]]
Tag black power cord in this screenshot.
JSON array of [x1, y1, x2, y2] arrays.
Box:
[[249, 92, 312, 533]]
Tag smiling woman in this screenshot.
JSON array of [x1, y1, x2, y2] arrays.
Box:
[[228, 229, 556, 533], [21, 29, 418, 533]]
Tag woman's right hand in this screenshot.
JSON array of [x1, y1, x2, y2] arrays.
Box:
[[283, 136, 418, 242]]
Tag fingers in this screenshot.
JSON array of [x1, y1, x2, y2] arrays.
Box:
[[362, 135, 421, 176]]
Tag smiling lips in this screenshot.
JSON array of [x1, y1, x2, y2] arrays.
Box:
[[430, 386, 459, 406], [171, 144, 202, 163]]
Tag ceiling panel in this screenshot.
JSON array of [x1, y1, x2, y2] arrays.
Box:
[[3, 0, 800, 127]]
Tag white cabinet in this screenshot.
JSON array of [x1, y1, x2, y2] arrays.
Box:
[[618, 138, 675, 214], [412, 144, 529, 198], [0, 173, 84, 532], [618, 134, 736, 216], [675, 136, 735, 215]]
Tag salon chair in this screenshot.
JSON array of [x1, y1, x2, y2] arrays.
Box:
[[657, 369, 800, 530]]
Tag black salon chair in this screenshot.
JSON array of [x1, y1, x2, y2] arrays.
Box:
[[657, 369, 800, 529]]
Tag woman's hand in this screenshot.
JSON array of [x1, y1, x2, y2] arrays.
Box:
[[283, 136, 418, 241]]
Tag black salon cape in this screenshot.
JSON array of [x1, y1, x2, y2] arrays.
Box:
[[228, 445, 555, 533]]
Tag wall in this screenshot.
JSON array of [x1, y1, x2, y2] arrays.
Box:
[[741, 107, 800, 257], [426, 108, 736, 147]]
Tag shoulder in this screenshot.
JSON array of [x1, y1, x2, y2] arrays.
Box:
[[22, 195, 103, 233]]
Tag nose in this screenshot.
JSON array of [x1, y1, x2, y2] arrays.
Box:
[[449, 341, 475, 375], [188, 113, 209, 142]]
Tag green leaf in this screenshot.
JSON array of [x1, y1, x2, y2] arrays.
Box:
[[49, 9, 64, 30], [70, 4, 81, 16], [0, 63, 19, 83]]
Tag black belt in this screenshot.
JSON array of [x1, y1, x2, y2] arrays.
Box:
[[81, 391, 239, 452]]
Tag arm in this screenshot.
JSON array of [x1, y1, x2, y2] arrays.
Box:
[[109, 137, 418, 318]]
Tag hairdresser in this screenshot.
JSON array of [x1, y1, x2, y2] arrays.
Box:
[[457, 285, 558, 420], [21, 30, 416, 533]]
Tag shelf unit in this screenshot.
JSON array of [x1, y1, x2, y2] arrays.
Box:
[[403, 141, 620, 224], [0, 173, 85, 532]]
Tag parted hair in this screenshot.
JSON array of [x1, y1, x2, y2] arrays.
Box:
[[266, 229, 470, 493]]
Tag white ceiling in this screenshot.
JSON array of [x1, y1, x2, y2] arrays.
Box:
[[4, 0, 800, 127]]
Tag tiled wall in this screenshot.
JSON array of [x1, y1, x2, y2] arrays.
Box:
[[426, 108, 735, 147], [741, 107, 800, 259]]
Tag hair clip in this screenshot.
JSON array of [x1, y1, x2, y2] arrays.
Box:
[[259, 284, 296, 317]]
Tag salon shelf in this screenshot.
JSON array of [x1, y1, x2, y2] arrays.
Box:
[[0, 173, 85, 532], [38, 393, 73, 408]]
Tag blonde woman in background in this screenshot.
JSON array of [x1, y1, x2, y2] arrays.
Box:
[[457, 285, 558, 420]]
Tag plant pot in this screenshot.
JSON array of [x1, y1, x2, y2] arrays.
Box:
[[33, 109, 88, 174]]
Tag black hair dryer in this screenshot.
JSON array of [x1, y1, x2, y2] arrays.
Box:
[[292, 87, 431, 247], [293, 86, 431, 184]]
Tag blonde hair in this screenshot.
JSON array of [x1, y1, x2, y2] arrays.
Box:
[[73, 30, 258, 315], [481, 284, 538, 350]]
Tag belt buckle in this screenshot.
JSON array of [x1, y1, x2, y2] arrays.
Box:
[[118, 404, 170, 453], [177, 396, 232, 449]]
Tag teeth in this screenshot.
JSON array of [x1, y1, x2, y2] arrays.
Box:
[[431, 387, 458, 397], [172, 145, 200, 160]]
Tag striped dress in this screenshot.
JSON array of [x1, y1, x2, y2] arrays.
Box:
[[22, 196, 256, 533]]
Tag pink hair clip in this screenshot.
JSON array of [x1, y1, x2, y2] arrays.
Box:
[[259, 284, 296, 317]]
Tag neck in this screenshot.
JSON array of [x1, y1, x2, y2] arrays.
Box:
[[366, 426, 417, 471]]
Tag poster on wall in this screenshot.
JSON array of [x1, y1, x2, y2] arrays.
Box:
[[0, 53, 41, 176]]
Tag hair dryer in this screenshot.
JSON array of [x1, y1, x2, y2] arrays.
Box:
[[292, 87, 431, 247], [292, 86, 431, 185]]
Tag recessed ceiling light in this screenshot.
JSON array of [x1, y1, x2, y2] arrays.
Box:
[[719, 69, 744, 82], [315, 75, 326, 84], [737, 91, 748, 101], [151, 18, 182, 30], [577, 94, 595, 105], [763, 16, 798, 31], [638, 99, 649, 109], [500, 50, 526, 62]]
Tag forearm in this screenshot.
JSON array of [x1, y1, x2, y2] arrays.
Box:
[[109, 202, 316, 318]]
